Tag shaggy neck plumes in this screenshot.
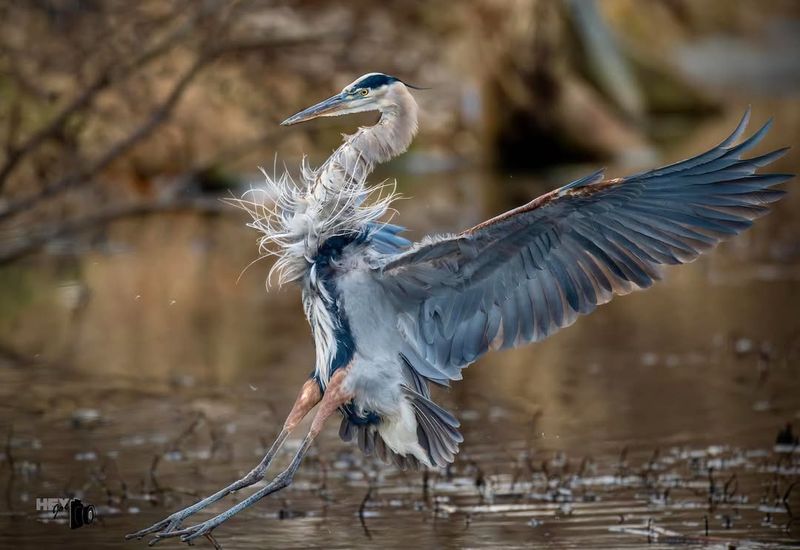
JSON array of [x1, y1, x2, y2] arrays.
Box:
[[234, 84, 418, 288]]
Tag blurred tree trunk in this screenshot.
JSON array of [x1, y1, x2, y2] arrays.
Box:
[[467, 0, 716, 171]]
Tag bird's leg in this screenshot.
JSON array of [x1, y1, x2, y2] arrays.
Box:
[[126, 378, 321, 542], [154, 368, 353, 544]]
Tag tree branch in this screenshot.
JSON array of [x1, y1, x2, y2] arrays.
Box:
[[0, 197, 225, 264], [0, 12, 202, 192], [0, 59, 205, 222], [0, 30, 340, 223]]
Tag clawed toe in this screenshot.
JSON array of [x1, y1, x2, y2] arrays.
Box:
[[149, 521, 213, 544], [127, 502, 232, 547], [126, 518, 173, 540], [181, 524, 213, 543], [126, 514, 187, 546]]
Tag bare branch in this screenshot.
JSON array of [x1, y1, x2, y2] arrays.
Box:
[[0, 58, 204, 222], [0, 197, 225, 264], [0, 10, 201, 192], [0, 31, 341, 223], [0, 76, 107, 190]]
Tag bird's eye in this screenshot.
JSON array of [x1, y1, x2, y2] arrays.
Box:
[[359, 88, 369, 96]]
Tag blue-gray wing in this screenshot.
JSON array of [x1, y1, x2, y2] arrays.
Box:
[[373, 110, 791, 383]]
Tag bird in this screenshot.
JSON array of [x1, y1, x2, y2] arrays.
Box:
[[128, 72, 792, 544]]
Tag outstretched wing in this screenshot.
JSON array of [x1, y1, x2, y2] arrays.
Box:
[[373, 109, 792, 382]]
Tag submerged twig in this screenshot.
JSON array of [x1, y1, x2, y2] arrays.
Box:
[[204, 532, 223, 550], [358, 482, 374, 539]]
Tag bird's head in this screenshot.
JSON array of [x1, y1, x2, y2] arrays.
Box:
[[281, 72, 423, 126]]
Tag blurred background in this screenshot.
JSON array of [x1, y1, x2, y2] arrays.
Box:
[[0, 1, 798, 548]]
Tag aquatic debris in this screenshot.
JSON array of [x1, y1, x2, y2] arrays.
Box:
[[734, 338, 754, 354], [74, 451, 97, 461], [163, 450, 184, 462], [608, 520, 747, 546], [169, 373, 196, 388], [753, 400, 771, 412], [71, 409, 102, 429], [776, 424, 798, 447]]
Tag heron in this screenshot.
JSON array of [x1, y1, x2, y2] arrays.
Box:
[[128, 73, 791, 544]]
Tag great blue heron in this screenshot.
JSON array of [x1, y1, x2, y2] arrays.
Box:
[[128, 73, 791, 544]]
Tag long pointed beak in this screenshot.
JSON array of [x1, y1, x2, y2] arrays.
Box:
[[281, 93, 349, 126]]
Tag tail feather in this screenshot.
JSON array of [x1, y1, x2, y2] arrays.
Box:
[[339, 416, 423, 470], [338, 388, 463, 470], [402, 385, 463, 468]]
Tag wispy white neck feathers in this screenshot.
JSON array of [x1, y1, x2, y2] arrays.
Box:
[[234, 83, 419, 288]]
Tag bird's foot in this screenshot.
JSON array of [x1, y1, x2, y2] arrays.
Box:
[[151, 513, 228, 544], [125, 509, 196, 545], [125, 465, 270, 544], [136, 469, 298, 545]]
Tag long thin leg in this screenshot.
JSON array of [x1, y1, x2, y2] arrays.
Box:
[[126, 379, 321, 542], [154, 368, 352, 543]]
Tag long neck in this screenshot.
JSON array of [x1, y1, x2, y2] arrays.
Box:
[[316, 87, 418, 187], [296, 87, 416, 265]]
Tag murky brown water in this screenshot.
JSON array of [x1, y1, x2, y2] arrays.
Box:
[[1, 104, 799, 549]]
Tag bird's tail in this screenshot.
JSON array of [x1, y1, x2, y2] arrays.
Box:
[[402, 386, 463, 468], [339, 387, 462, 470]]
